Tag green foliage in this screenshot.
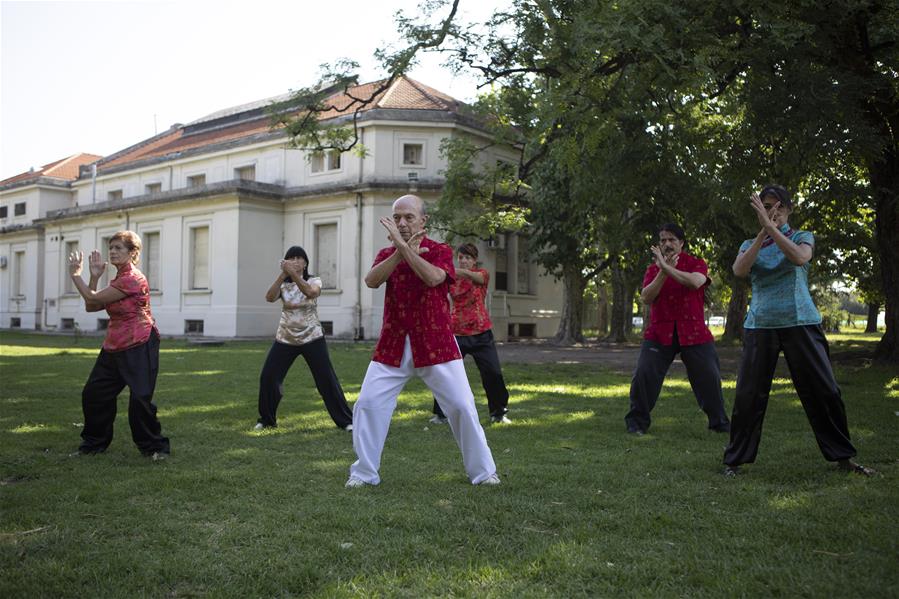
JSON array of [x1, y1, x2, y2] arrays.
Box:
[[1, 332, 896, 597]]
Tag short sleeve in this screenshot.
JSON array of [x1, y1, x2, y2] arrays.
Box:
[[691, 257, 711, 287], [477, 268, 490, 288], [793, 230, 814, 246], [428, 243, 456, 284], [307, 277, 323, 289], [642, 265, 658, 289], [738, 239, 752, 253]]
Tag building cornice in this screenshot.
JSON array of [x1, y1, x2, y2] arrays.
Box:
[[31, 178, 444, 224]]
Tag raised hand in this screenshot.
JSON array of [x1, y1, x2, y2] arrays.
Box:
[[650, 245, 665, 267], [407, 230, 429, 255], [68, 250, 84, 277], [750, 191, 778, 230], [88, 250, 107, 279], [379, 216, 405, 248]]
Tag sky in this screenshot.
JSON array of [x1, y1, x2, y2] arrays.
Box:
[[0, 0, 501, 179]]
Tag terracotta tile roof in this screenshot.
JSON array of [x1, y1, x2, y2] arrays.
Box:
[[94, 77, 466, 173], [1, 153, 102, 186]]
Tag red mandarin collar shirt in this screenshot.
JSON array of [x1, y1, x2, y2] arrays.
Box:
[[372, 237, 462, 367], [451, 268, 492, 336], [642, 253, 714, 347], [103, 262, 158, 352]]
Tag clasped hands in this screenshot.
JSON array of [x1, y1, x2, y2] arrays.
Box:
[[378, 217, 428, 255], [750, 191, 780, 231], [651, 246, 678, 271]]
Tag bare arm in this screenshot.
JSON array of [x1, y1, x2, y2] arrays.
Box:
[[68, 251, 127, 308], [455, 268, 486, 286], [365, 250, 404, 288], [749, 193, 812, 266], [265, 272, 287, 303], [641, 249, 706, 304], [733, 231, 766, 278], [83, 250, 107, 312]]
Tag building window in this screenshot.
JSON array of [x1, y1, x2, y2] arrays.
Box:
[[97, 318, 109, 331], [60, 318, 75, 330], [518, 323, 536, 337], [145, 182, 162, 194], [107, 190, 123, 202], [494, 236, 508, 291], [189, 226, 210, 289], [402, 143, 424, 166], [187, 174, 206, 188], [310, 151, 341, 174], [143, 232, 160, 290], [10, 317, 21, 328], [64, 241, 79, 293], [0, 206, 7, 218], [13, 251, 25, 297], [516, 234, 533, 294], [314, 223, 338, 289], [235, 165, 255, 181], [185, 320, 204, 334], [14, 202, 26, 216], [321, 321, 333, 336]]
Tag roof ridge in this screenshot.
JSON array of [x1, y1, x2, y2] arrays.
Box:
[[376, 77, 405, 108]]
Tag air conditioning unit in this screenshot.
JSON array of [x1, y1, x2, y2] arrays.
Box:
[[487, 235, 506, 249]]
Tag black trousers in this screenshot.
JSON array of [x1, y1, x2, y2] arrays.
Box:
[[79, 331, 170, 455], [433, 329, 510, 419], [723, 325, 856, 467], [624, 333, 730, 433], [257, 337, 352, 428]]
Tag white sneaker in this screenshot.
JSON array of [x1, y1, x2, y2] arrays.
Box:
[[253, 422, 265, 431], [491, 415, 512, 424], [429, 415, 448, 424], [344, 424, 353, 432], [345, 476, 368, 488], [478, 473, 501, 485]]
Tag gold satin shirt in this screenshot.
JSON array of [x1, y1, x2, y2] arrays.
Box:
[[274, 277, 324, 346]]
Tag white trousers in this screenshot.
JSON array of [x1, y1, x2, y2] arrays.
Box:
[[349, 337, 497, 485]]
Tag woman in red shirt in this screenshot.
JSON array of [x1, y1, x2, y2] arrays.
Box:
[[67, 230, 169, 459], [430, 243, 510, 424]]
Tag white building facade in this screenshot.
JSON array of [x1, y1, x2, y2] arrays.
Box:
[[0, 78, 562, 340]]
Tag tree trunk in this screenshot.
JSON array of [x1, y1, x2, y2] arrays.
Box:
[[607, 262, 630, 342], [595, 283, 610, 338], [866, 303, 880, 333], [554, 265, 586, 345], [869, 156, 898, 362], [722, 280, 748, 342]]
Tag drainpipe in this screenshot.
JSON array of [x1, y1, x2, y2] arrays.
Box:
[[354, 127, 365, 340], [91, 164, 97, 204]]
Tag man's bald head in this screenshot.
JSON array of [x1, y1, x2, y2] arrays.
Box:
[[392, 194, 428, 241], [393, 194, 425, 217]]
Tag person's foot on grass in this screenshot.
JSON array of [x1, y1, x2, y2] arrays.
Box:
[[838, 459, 876, 476]]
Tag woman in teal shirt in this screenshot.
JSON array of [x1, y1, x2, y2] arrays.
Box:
[[723, 185, 873, 476]]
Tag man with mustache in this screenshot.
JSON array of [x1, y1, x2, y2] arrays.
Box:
[[624, 223, 730, 435]]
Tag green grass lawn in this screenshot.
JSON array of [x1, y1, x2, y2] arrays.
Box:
[[1, 331, 896, 598]]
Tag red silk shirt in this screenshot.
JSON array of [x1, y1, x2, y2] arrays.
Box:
[[372, 237, 462, 367], [642, 253, 714, 347], [103, 262, 157, 352], [451, 268, 492, 336]]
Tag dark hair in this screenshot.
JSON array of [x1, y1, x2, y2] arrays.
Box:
[[658, 223, 687, 246], [283, 246, 311, 282], [760, 184, 792, 209], [456, 243, 479, 259]]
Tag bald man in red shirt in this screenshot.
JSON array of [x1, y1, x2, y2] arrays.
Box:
[[346, 195, 499, 487]]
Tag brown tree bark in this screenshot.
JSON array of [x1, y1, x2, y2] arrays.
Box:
[[553, 264, 586, 345], [723, 280, 749, 342], [866, 303, 880, 333]]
